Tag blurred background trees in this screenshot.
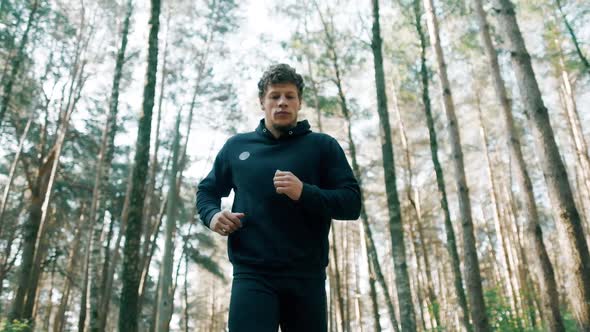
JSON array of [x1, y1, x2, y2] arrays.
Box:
[[0, 0, 589, 330]]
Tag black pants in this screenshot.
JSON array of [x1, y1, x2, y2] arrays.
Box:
[[228, 274, 327, 332]]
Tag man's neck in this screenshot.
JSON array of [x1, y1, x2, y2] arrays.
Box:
[[264, 119, 296, 139]]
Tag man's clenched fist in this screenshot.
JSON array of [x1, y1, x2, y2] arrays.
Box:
[[210, 210, 244, 236], [273, 170, 303, 201]]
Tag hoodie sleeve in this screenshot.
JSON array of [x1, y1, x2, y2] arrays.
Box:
[[297, 136, 361, 220], [196, 142, 233, 228]]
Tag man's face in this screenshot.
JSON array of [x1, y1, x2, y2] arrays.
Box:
[[261, 83, 301, 132]]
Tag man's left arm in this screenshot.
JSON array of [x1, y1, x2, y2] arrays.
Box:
[[291, 137, 361, 220]]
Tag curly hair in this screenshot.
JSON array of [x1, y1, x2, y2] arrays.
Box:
[[257, 64, 305, 101]]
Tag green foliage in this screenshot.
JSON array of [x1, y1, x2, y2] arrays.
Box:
[[563, 310, 582, 332], [485, 288, 527, 331], [0, 319, 32, 332], [482, 288, 576, 332]]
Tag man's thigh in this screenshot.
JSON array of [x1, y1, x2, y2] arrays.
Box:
[[278, 277, 327, 332], [229, 275, 279, 332]]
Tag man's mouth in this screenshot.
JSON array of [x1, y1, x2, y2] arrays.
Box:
[[275, 111, 290, 116]]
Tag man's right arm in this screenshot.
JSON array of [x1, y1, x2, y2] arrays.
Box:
[[196, 144, 233, 228]]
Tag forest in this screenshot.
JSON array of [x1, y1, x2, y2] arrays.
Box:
[[0, 0, 589, 331]]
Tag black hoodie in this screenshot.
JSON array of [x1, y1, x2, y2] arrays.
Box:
[[196, 119, 361, 277]]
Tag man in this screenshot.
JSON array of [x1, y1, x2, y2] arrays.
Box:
[[196, 64, 361, 332]]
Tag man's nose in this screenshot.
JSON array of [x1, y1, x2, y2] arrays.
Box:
[[278, 95, 288, 105]]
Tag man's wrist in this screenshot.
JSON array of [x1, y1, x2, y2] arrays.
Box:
[[205, 208, 221, 228]]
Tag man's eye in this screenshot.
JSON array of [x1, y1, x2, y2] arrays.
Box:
[[271, 95, 280, 99]]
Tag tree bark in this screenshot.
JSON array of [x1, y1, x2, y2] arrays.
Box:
[[370, 0, 416, 330], [10, 15, 88, 319], [473, 1, 566, 330], [78, 223, 93, 332], [25, 8, 89, 320], [493, 0, 590, 329], [118, 0, 161, 329], [0, 114, 33, 228], [183, 243, 190, 332], [9, 152, 53, 322], [423, 0, 491, 330], [315, 7, 400, 327], [392, 78, 441, 329], [330, 227, 347, 332], [556, 47, 590, 223], [411, 0, 471, 330], [155, 111, 182, 332], [87, 2, 132, 331], [52, 216, 82, 332], [98, 165, 133, 331], [141, 12, 169, 275], [477, 102, 523, 328]]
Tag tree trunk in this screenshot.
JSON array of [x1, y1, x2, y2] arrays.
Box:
[[411, 0, 471, 330], [330, 227, 347, 332], [316, 8, 400, 327], [0, 203, 22, 314], [78, 223, 93, 332], [9, 151, 55, 321], [155, 111, 182, 332], [329, 265, 336, 332], [0, 0, 39, 128], [477, 102, 523, 327], [10, 21, 87, 319], [51, 211, 83, 332], [359, 219, 381, 332], [392, 77, 441, 329], [341, 100, 400, 331], [25, 9, 89, 320], [183, 243, 190, 332], [493, 0, 590, 329], [141, 12, 169, 275], [118, 0, 161, 329], [557, 49, 590, 223], [98, 166, 133, 331], [423, 0, 490, 330], [0, 114, 33, 228], [370, 0, 416, 330], [44, 257, 57, 331], [407, 221, 427, 331], [473, 1, 566, 330], [87, 3, 132, 331]]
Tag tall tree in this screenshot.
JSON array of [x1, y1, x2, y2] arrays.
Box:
[[88, 2, 132, 330], [493, 0, 590, 329], [154, 110, 182, 332], [472, 0, 565, 330], [118, 0, 162, 329], [10, 8, 89, 319], [422, 0, 490, 330], [409, 0, 471, 329], [371, 0, 416, 330], [307, 1, 399, 329]]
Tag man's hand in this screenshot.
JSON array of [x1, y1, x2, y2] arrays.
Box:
[[210, 210, 244, 236], [273, 170, 303, 201]]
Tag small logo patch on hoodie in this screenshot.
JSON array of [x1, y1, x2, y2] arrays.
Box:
[[239, 151, 250, 160]]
